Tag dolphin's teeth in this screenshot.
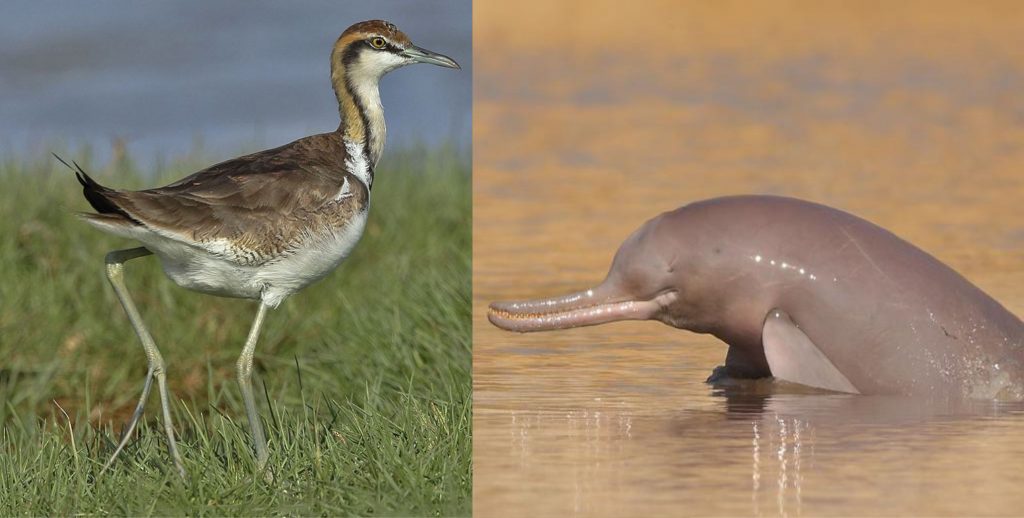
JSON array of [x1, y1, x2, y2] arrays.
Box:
[[488, 306, 578, 321]]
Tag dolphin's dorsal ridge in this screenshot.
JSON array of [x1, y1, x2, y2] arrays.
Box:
[[762, 309, 860, 394]]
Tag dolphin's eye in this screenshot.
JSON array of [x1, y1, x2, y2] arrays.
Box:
[[369, 37, 387, 49]]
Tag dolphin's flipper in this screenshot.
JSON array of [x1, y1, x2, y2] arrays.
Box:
[[762, 309, 860, 394]]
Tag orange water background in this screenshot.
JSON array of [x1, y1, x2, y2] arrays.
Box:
[[474, 2, 1024, 516]]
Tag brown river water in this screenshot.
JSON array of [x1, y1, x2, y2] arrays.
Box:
[[473, 2, 1024, 516]]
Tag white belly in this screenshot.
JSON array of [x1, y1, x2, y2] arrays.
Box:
[[149, 210, 369, 308], [255, 210, 369, 306]]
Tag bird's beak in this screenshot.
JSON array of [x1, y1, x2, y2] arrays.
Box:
[[402, 45, 460, 69]]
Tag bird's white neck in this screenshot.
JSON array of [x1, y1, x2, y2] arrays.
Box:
[[341, 136, 372, 189], [347, 76, 386, 168], [332, 67, 387, 186]]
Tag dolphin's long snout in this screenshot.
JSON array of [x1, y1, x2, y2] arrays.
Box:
[[488, 285, 677, 333]]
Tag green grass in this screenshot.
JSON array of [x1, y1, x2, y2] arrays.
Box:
[[0, 145, 471, 516]]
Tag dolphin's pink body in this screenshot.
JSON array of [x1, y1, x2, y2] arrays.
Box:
[[489, 196, 1024, 399]]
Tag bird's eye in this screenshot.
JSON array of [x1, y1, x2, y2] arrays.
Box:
[[370, 37, 387, 49]]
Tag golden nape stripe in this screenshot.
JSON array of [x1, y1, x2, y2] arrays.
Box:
[[331, 20, 414, 167]]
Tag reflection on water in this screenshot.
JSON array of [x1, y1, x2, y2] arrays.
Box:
[[474, 1, 1024, 516], [478, 374, 1024, 516]]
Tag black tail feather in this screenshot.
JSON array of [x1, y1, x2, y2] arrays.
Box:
[[54, 153, 134, 219], [53, 153, 96, 188]]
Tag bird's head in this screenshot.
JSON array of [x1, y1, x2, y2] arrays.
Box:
[[331, 20, 459, 83]]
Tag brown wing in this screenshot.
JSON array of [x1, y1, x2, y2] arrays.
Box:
[[84, 132, 369, 263]]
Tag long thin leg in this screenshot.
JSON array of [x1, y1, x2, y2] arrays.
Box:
[[100, 366, 154, 474], [102, 247, 187, 479], [237, 302, 271, 469]]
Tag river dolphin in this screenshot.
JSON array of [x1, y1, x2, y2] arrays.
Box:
[[488, 195, 1024, 399]]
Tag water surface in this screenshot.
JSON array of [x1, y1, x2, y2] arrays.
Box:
[[474, 2, 1024, 515], [0, 1, 471, 164]]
